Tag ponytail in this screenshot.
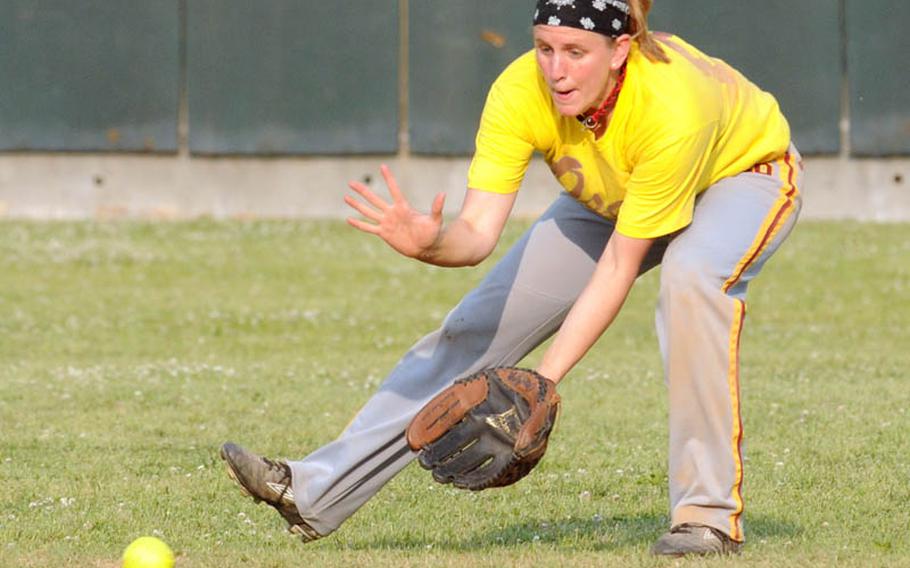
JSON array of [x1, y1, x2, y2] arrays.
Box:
[[628, 0, 670, 63]]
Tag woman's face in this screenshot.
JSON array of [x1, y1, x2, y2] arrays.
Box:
[[533, 25, 628, 117]]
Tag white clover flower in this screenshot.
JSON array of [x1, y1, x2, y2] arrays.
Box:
[[548, 16, 561, 25], [612, 18, 622, 30], [593, 0, 607, 10], [580, 17, 595, 30]]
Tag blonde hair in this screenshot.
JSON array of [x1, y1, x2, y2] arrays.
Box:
[[628, 0, 669, 63]]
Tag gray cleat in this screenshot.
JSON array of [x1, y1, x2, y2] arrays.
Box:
[[220, 442, 322, 542], [651, 523, 742, 557]]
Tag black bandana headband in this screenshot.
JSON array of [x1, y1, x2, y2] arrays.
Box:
[[533, 0, 631, 37]]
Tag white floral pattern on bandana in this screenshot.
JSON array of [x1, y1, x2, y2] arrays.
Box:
[[607, 0, 631, 14], [534, 0, 630, 37]]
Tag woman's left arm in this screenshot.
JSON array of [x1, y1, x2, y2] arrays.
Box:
[[537, 232, 653, 383]]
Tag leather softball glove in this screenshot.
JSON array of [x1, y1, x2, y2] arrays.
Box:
[[406, 367, 560, 491]]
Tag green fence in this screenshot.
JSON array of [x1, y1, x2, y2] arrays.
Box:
[[1, 1, 907, 156], [187, 0, 399, 155], [846, 0, 910, 156], [0, 0, 179, 152]]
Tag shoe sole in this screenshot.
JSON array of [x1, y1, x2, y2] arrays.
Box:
[[651, 543, 742, 557], [652, 549, 741, 557], [219, 445, 315, 541]]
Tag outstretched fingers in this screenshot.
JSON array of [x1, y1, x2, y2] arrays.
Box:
[[346, 216, 381, 235], [343, 194, 382, 222], [380, 164, 408, 205], [348, 179, 390, 212], [345, 177, 390, 231]]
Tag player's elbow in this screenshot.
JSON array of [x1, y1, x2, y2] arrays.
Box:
[[463, 256, 486, 268], [467, 236, 500, 266]]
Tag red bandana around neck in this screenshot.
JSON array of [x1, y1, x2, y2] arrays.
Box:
[[577, 63, 626, 131]]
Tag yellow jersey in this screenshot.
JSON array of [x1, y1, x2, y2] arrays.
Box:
[[467, 34, 791, 239]]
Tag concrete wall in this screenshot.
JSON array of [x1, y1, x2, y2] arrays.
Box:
[[1, 153, 908, 221]]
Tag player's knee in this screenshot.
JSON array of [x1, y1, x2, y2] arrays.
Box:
[[659, 250, 715, 299], [440, 314, 470, 342], [439, 310, 481, 343], [438, 305, 496, 354]]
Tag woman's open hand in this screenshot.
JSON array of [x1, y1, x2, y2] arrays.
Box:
[[345, 164, 446, 259]]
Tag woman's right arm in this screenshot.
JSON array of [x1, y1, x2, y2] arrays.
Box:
[[345, 164, 517, 268]]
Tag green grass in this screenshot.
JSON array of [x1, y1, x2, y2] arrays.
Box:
[[0, 219, 908, 567]]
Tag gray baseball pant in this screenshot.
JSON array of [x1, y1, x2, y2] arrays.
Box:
[[289, 146, 803, 541]]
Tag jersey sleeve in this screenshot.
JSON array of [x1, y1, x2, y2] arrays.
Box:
[[616, 123, 718, 239], [466, 80, 537, 194]]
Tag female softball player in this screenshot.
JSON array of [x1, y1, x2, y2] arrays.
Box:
[[221, 0, 802, 556]]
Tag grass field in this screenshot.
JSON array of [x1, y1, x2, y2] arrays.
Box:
[[1, 218, 908, 567]]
